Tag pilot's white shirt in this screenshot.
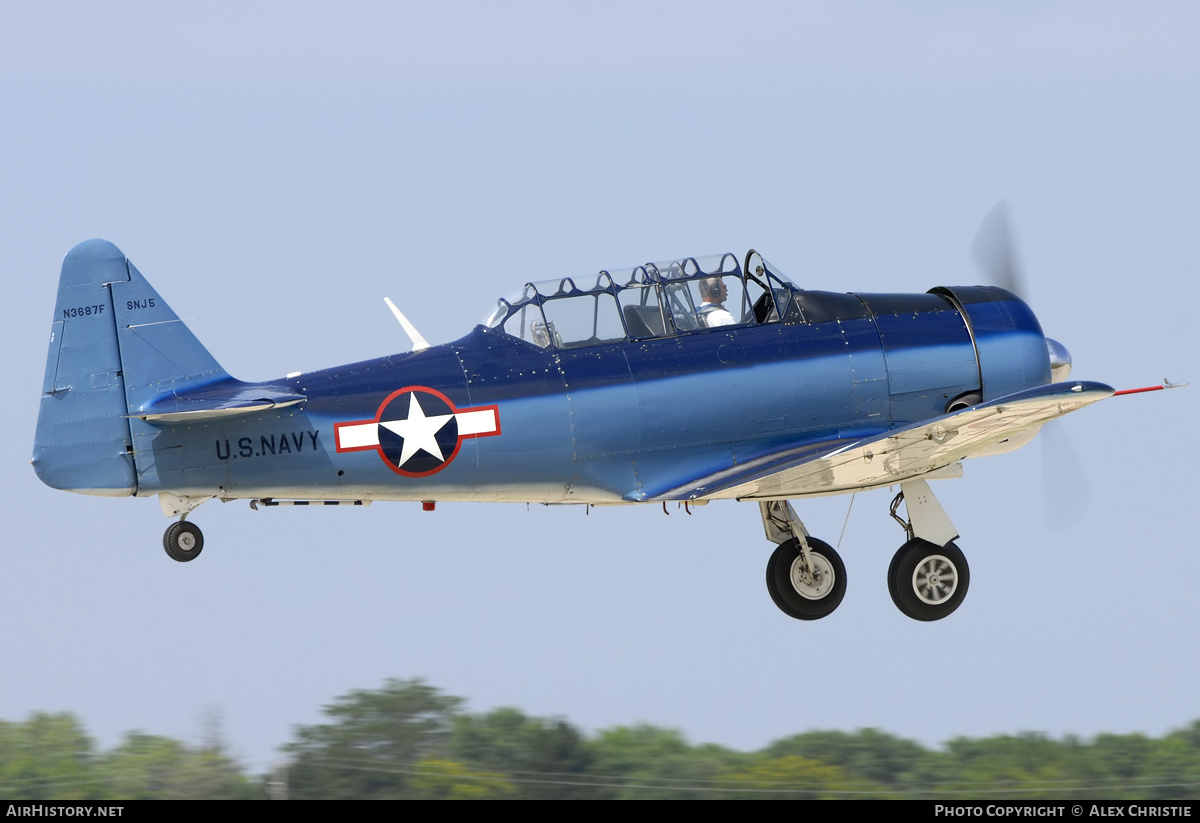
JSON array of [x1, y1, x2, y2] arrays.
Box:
[[699, 303, 735, 327]]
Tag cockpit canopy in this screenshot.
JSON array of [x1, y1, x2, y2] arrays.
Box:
[[484, 251, 799, 350]]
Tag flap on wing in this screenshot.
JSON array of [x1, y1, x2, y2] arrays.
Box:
[[131, 379, 306, 423], [643, 380, 1114, 502]]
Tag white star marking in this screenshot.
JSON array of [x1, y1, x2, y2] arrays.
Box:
[[379, 392, 455, 467]]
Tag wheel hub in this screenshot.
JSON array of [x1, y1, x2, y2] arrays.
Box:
[[789, 554, 834, 600], [177, 532, 196, 552], [912, 555, 957, 605]]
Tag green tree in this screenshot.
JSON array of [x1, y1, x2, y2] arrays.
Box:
[[452, 707, 599, 799], [94, 732, 261, 800], [282, 678, 463, 799], [935, 733, 1080, 799], [0, 713, 98, 800], [409, 758, 515, 799], [766, 728, 932, 792], [591, 724, 745, 799], [717, 754, 857, 799]]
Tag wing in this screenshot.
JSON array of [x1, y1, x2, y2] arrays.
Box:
[[640, 380, 1113, 502]]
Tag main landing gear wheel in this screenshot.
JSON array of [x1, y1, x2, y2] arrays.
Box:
[[888, 538, 969, 621], [766, 538, 846, 620], [163, 521, 204, 563], [887, 544, 913, 618]]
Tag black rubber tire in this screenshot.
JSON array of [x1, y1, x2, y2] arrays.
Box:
[[765, 538, 846, 621], [887, 542, 914, 619], [766, 546, 803, 619], [163, 521, 204, 563], [892, 538, 969, 621]]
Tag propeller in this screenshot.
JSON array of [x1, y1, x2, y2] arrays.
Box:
[[1039, 418, 1092, 530], [970, 202, 1091, 530], [971, 201, 1028, 300]]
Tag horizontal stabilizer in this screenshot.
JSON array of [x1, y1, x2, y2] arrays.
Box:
[[132, 380, 306, 423]]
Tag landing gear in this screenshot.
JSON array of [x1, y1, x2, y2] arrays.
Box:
[[757, 480, 974, 622], [158, 493, 211, 563], [766, 538, 846, 620], [759, 500, 846, 620], [888, 539, 969, 621], [163, 521, 204, 562], [886, 480, 970, 621]]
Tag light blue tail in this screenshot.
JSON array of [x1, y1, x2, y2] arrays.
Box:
[[32, 240, 230, 496]]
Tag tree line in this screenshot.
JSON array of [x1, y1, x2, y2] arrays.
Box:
[[2, 679, 1199, 799]]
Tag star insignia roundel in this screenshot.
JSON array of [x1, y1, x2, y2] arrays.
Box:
[[334, 386, 500, 477]]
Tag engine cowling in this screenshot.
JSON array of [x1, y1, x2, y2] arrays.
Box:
[[930, 285, 1052, 402]]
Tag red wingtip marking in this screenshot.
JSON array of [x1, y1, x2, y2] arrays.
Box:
[[1113, 385, 1165, 396], [1114, 381, 1188, 396]]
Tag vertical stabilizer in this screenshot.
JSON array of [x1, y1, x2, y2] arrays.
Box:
[[33, 240, 137, 495], [33, 240, 234, 496]]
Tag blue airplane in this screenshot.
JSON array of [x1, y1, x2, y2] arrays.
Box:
[[33, 237, 1159, 621]]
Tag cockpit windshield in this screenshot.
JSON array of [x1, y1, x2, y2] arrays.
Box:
[[484, 250, 799, 349]]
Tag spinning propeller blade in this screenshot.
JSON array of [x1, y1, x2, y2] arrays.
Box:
[[972, 201, 1028, 300], [972, 203, 1089, 528]]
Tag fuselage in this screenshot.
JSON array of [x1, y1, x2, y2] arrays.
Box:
[[129, 275, 1051, 505]]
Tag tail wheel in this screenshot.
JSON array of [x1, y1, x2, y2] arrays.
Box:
[[163, 522, 204, 563], [766, 538, 846, 620], [889, 538, 969, 621]]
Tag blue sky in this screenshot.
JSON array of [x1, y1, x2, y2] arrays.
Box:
[[2, 2, 1198, 773]]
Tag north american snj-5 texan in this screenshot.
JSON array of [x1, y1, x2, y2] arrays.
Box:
[[33, 212, 1179, 621]]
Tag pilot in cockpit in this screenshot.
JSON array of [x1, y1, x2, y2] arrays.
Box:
[[697, 276, 735, 328]]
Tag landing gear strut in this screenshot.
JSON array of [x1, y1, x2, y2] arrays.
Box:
[[759, 501, 846, 620], [886, 480, 969, 621], [163, 520, 204, 562]]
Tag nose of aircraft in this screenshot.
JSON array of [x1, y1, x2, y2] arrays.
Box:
[[1046, 337, 1072, 381]]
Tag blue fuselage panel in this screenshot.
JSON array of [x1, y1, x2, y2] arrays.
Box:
[[132, 289, 1047, 504]]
